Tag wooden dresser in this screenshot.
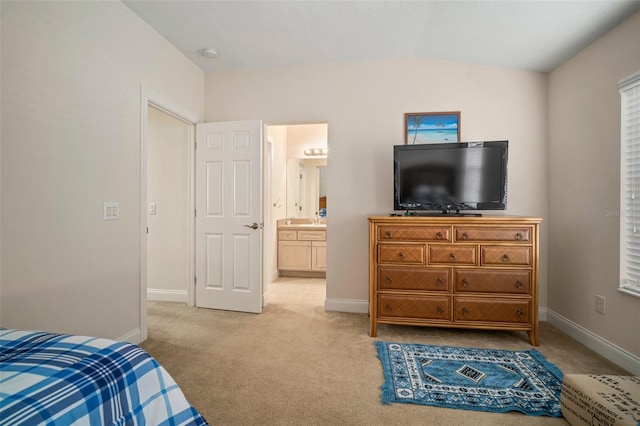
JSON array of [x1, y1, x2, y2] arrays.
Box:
[[368, 215, 542, 345]]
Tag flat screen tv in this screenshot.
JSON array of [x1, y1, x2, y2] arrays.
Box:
[[393, 141, 508, 214]]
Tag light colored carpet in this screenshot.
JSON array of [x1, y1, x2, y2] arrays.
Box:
[[141, 278, 629, 426]]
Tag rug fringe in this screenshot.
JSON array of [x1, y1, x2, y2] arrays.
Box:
[[374, 341, 395, 405]]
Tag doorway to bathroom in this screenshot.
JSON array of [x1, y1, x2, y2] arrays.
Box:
[[265, 123, 328, 307]]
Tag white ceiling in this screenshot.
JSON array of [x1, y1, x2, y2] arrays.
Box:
[[124, 0, 640, 73]]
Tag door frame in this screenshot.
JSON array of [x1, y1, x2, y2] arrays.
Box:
[[263, 134, 273, 305], [139, 85, 200, 341]]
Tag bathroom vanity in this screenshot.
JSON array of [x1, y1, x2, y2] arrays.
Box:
[[277, 219, 326, 276]]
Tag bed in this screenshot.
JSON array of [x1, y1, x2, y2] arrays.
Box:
[[0, 329, 208, 425]]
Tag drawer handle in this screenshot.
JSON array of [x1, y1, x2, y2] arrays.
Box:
[[436, 277, 444, 286], [436, 232, 443, 240], [385, 231, 392, 238], [516, 280, 524, 289], [462, 307, 470, 316], [398, 252, 405, 260], [437, 306, 444, 314], [516, 309, 525, 318], [385, 275, 392, 284], [502, 254, 510, 263], [449, 253, 456, 261], [462, 278, 470, 287], [462, 232, 469, 240], [515, 232, 524, 241], [385, 304, 393, 312]]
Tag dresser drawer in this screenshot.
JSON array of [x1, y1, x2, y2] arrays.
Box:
[[378, 226, 450, 242], [298, 230, 326, 241], [378, 266, 449, 291], [378, 244, 425, 264], [481, 246, 531, 266], [454, 298, 531, 324], [429, 245, 477, 265], [454, 269, 531, 294], [378, 294, 451, 320], [278, 230, 297, 241], [455, 227, 531, 242]]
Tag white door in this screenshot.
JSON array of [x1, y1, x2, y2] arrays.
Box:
[[195, 120, 263, 313]]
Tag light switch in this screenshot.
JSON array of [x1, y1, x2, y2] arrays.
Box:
[[104, 202, 120, 220], [149, 202, 157, 215]]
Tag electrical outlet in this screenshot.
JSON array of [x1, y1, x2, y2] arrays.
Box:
[[595, 295, 606, 314]]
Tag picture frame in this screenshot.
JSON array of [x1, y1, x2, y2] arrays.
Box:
[[405, 111, 460, 144]]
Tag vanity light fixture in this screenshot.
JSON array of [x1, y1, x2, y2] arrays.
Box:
[[304, 147, 328, 156]]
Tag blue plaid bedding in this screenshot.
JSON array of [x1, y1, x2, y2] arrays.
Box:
[[0, 329, 208, 425]]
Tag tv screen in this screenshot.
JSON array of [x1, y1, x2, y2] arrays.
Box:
[[393, 141, 508, 213]]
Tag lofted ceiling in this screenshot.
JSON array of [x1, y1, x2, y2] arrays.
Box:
[[123, 0, 640, 73]]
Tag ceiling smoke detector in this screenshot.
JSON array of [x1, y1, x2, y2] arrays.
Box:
[[201, 48, 219, 58]]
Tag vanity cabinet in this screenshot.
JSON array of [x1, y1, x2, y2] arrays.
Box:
[[278, 228, 326, 274], [368, 215, 541, 345]]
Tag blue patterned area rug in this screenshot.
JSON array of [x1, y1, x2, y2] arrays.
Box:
[[375, 341, 564, 417]]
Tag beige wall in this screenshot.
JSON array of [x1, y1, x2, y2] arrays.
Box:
[[0, 1, 204, 340], [205, 58, 549, 311], [286, 124, 328, 159], [147, 106, 190, 301], [548, 11, 640, 359]]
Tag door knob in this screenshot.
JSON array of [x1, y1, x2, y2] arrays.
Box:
[[244, 222, 259, 230]]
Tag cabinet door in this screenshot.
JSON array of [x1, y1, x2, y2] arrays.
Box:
[[278, 241, 312, 270], [311, 241, 326, 271]]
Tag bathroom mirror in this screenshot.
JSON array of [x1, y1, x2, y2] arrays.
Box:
[[286, 158, 327, 218]]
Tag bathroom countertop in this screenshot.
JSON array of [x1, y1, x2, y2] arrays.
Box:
[[277, 222, 326, 230]]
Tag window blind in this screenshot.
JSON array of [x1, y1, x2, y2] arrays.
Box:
[[620, 71, 640, 296]]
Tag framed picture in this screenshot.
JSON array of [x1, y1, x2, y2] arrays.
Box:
[[405, 111, 460, 144]]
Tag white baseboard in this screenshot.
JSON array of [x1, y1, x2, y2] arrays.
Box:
[[147, 288, 188, 303], [118, 328, 142, 345], [324, 298, 369, 313], [546, 309, 640, 375], [538, 306, 547, 322]]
